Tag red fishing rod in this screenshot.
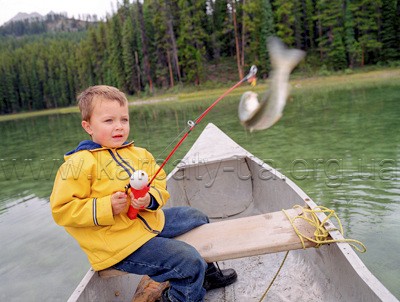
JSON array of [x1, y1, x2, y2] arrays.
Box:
[[127, 65, 257, 219]]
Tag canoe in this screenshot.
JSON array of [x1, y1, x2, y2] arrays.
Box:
[[68, 123, 398, 302]]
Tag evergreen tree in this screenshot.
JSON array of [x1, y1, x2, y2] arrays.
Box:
[[122, 8, 140, 93], [148, 0, 173, 88], [138, 0, 155, 93], [166, 0, 182, 83], [0, 54, 18, 113], [329, 28, 347, 69], [344, 0, 361, 68], [397, 0, 400, 56], [96, 22, 109, 84], [315, 0, 347, 69], [109, 15, 126, 89], [209, 0, 232, 59], [243, 0, 275, 77], [304, 0, 316, 49], [177, 0, 208, 84], [352, 0, 382, 65], [76, 37, 96, 89], [380, 0, 399, 62], [273, 0, 295, 46], [86, 25, 104, 84], [292, 0, 304, 49]]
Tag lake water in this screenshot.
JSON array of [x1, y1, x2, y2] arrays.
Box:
[[0, 78, 399, 301]]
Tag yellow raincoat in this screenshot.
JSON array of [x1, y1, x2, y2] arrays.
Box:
[[50, 141, 170, 271]]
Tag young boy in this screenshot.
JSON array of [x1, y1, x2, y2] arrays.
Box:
[[50, 85, 237, 302]]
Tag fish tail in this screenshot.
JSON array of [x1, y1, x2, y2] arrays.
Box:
[[268, 37, 306, 74]]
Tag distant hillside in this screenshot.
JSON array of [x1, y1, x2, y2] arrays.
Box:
[[5, 12, 44, 24], [0, 12, 97, 37]]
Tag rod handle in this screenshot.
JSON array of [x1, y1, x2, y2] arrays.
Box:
[[127, 186, 150, 220]]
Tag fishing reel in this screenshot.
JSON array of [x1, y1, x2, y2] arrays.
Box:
[[126, 170, 150, 220]]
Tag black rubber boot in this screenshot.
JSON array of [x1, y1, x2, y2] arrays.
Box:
[[203, 263, 238, 291]]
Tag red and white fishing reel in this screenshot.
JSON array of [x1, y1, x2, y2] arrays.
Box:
[[127, 170, 149, 220]]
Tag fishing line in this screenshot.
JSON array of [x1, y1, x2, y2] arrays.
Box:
[[154, 122, 191, 164], [147, 65, 258, 186]]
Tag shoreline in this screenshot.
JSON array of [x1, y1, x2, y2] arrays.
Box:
[[1, 68, 399, 123]]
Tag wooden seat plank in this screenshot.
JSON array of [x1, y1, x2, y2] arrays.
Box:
[[175, 208, 316, 262], [99, 208, 316, 278]]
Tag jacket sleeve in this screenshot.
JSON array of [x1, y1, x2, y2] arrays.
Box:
[[50, 154, 115, 227], [144, 149, 170, 211]]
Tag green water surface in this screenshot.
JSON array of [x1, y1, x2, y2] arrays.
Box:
[[0, 80, 399, 301]]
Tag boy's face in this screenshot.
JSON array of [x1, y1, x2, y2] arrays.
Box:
[[81, 97, 130, 148]]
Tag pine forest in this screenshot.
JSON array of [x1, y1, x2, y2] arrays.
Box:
[[0, 0, 399, 114]]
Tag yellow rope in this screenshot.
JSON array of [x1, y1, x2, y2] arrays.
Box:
[[282, 205, 367, 253], [258, 204, 366, 301], [258, 251, 289, 302]]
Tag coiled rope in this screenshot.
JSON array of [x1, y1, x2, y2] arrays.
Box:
[[259, 204, 366, 301], [283, 205, 366, 253]]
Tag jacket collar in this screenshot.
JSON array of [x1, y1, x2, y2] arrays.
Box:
[[65, 140, 133, 156]]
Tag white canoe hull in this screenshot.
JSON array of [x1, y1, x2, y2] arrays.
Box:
[[69, 123, 397, 302]]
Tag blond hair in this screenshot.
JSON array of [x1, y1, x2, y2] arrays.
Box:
[[77, 85, 128, 121]]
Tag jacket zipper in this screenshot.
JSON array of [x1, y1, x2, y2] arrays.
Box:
[[137, 214, 161, 234], [107, 149, 134, 177]]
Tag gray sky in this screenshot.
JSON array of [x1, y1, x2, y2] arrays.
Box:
[[0, 0, 118, 26]]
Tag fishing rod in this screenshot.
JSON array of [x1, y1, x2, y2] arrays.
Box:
[[127, 65, 257, 219]]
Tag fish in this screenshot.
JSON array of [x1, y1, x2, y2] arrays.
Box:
[[238, 37, 306, 131]]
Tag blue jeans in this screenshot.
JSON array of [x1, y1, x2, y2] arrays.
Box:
[[113, 207, 209, 302]]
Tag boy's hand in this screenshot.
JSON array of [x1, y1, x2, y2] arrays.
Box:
[[111, 191, 128, 216], [130, 192, 151, 210]]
